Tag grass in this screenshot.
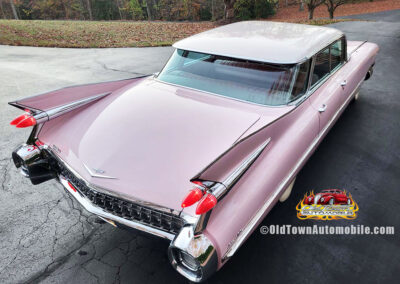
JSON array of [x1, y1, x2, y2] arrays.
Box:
[[288, 18, 357, 25], [0, 20, 217, 48], [0, 19, 353, 48]]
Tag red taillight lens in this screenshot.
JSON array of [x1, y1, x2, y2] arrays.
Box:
[[181, 188, 204, 208], [67, 181, 77, 192], [16, 115, 36, 128], [11, 113, 37, 128], [10, 113, 30, 126], [195, 193, 217, 215]]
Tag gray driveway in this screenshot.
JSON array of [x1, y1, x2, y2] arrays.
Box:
[[1, 10, 399, 284]]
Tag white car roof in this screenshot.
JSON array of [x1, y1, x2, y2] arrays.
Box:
[[173, 21, 344, 64]]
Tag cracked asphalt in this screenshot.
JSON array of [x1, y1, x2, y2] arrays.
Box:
[[1, 10, 399, 284]]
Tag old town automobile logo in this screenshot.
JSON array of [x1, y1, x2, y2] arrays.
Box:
[[296, 189, 359, 220]]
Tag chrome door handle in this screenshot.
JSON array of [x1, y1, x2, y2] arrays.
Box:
[[318, 104, 327, 113], [340, 80, 347, 87]]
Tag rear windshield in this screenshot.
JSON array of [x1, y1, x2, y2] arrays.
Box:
[[157, 49, 301, 106]]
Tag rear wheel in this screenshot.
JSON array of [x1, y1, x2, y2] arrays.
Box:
[[279, 178, 296, 202]]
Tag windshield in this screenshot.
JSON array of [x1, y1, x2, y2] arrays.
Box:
[[157, 49, 302, 106]]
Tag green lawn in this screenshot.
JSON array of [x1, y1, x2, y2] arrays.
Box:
[[0, 19, 353, 48]]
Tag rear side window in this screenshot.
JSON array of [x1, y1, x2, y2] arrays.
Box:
[[311, 47, 330, 86], [291, 60, 311, 101], [330, 40, 343, 70], [311, 38, 345, 88]]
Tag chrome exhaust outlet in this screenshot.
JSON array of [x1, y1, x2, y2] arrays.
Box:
[[12, 144, 56, 185]]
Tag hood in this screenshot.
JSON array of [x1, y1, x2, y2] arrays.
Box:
[[38, 78, 264, 212]]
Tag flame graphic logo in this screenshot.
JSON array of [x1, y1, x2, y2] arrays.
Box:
[[296, 190, 359, 220]]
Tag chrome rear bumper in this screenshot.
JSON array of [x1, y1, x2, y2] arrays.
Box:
[[12, 143, 218, 282]]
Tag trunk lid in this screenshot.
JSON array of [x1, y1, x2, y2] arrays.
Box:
[[39, 78, 265, 212]]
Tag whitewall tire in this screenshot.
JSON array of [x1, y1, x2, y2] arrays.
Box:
[[279, 178, 296, 202]]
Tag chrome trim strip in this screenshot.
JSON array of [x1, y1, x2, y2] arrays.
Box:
[[8, 75, 149, 106], [222, 78, 364, 260], [59, 176, 175, 240], [348, 40, 367, 59], [34, 92, 110, 124], [212, 137, 272, 198], [193, 137, 271, 234], [83, 163, 117, 179]]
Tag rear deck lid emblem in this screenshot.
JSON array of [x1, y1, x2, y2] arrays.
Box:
[[83, 164, 117, 179]]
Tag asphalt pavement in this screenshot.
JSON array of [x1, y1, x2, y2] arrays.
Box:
[[0, 10, 399, 284]]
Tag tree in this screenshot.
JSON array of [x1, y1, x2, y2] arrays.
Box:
[[325, 0, 346, 19], [304, 0, 324, 20], [0, 0, 6, 18], [144, 0, 152, 20], [85, 0, 93, 20], [211, 0, 215, 20], [224, 0, 235, 20], [9, 0, 18, 19], [128, 0, 143, 20]]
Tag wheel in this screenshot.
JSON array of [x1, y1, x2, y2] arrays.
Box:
[[329, 198, 334, 205], [347, 198, 351, 205], [279, 177, 296, 202]]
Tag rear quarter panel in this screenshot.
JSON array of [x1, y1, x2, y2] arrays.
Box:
[[205, 99, 319, 268], [206, 41, 379, 268]]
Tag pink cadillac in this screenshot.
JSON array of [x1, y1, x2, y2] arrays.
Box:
[[9, 21, 378, 282]]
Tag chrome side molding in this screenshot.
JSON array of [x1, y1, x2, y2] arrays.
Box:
[[34, 92, 111, 124], [213, 138, 272, 199], [193, 137, 272, 234]]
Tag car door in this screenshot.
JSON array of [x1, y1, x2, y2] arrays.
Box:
[[309, 38, 347, 132]]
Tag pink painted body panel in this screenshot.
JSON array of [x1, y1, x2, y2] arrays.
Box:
[[201, 41, 379, 268], [28, 38, 378, 271], [38, 77, 291, 212]]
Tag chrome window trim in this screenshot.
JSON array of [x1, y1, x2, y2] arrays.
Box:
[[222, 77, 364, 261], [153, 77, 292, 109]]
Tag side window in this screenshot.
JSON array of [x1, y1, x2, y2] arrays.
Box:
[[291, 60, 311, 101], [330, 39, 343, 70], [311, 47, 330, 87]]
